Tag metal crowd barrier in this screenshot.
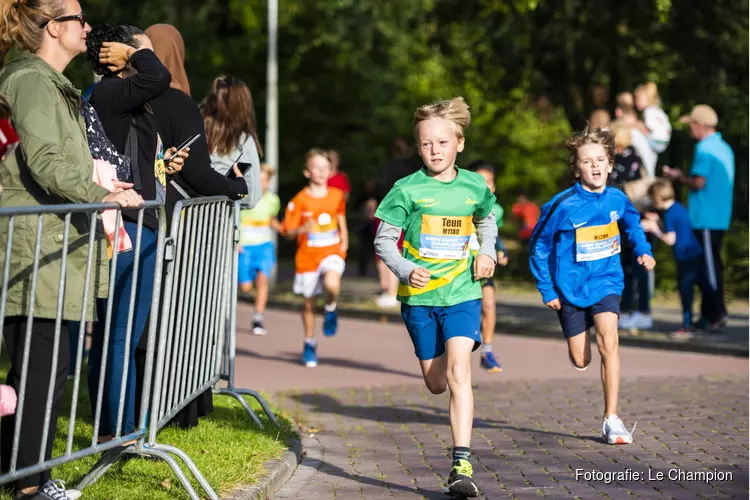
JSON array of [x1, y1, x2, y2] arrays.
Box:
[[0, 200, 166, 488], [77, 198, 278, 500]]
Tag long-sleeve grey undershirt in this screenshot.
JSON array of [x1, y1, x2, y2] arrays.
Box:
[[374, 212, 498, 284]]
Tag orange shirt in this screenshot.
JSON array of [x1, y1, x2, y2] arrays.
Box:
[[283, 187, 347, 273]]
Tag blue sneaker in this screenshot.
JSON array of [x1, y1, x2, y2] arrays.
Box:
[[301, 342, 318, 368], [480, 352, 503, 373], [323, 309, 338, 337]]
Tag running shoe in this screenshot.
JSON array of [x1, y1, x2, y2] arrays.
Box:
[[568, 353, 589, 372], [252, 318, 267, 336], [322, 309, 338, 337], [694, 316, 727, 332], [618, 313, 634, 330], [301, 342, 318, 368], [669, 327, 694, 340], [17, 480, 81, 500], [602, 415, 635, 445], [444, 459, 479, 498], [479, 352, 503, 373], [630, 312, 653, 329]]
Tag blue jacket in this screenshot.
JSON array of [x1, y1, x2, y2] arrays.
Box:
[[529, 183, 652, 308]]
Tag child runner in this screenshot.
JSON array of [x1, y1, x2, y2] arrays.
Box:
[[282, 149, 347, 367], [374, 97, 497, 498], [641, 180, 712, 339], [467, 160, 508, 373], [239, 164, 281, 335], [529, 127, 655, 445]]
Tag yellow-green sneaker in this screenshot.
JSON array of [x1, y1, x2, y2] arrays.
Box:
[[444, 459, 479, 498]]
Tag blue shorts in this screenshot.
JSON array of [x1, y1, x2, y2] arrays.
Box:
[[400, 300, 482, 361], [557, 294, 620, 338], [238, 242, 276, 285]]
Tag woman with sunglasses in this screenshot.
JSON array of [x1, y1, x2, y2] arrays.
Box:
[[0, 1, 142, 499]]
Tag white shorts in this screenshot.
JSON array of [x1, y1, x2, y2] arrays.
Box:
[[293, 255, 346, 298]]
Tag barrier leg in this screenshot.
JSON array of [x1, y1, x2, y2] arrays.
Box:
[[134, 447, 208, 500], [75, 445, 131, 490], [222, 388, 279, 427], [216, 389, 265, 428], [150, 444, 219, 500]]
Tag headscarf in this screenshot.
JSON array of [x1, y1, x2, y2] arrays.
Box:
[[145, 24, 191, 97]]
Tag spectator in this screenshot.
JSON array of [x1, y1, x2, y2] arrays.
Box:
[[146, 24, 254, 429], [327, 149, 351, 199], [200, 73, 262, 208], [86, 24, 183, 445], [511, 191, 540, 243], [589, 108, 611, 129], [663, 104, 734, 330], [613, 92, 657, 178], [0, 2, 141, 498], [634, 82, 672, 154], [608, 123, 652, 330]]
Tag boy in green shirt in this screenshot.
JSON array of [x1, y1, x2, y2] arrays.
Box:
[[374, 97, 497, 498]]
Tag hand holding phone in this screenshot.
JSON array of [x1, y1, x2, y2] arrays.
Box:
[[226, 162, 252, 179]]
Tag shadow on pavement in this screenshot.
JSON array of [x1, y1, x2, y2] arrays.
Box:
[[235, 347, 423, 379], [298, 454, 447, 499]]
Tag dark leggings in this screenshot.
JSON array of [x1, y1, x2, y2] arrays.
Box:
[[1, 317, 69, 490]]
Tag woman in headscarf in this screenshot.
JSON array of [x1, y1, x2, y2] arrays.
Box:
[[139, 23, 253, 429]]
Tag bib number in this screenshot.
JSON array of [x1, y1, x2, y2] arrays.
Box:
[[575, 221, 621, 262], [419, 215, 472, 260], [307, 223, 340, 248]]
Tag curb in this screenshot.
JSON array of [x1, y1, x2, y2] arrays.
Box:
[[224, 425, 304, 500], [250, 296, 749, 358]]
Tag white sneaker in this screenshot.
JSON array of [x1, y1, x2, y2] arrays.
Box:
[[618, 313, 634, 329], [602, 415, 635, 445], [630, 312, 653, 329]]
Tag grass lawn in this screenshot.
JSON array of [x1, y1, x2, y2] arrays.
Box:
[[0, 352, 296, 500]]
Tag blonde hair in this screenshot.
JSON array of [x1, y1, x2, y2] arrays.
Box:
[[648, 178, 675, 202], [565, 126, 615, 177], [260, 163, 276, 178], [413, 97, 471, 140], [304, 148, 330, 170], [0, 0, 66, 57], [610, 122, 632, 149], [636, 82, 660, 107]]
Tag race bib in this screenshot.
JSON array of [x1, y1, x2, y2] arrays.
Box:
[[241, 220, 272, 240], [419, 215, 472, 260], [575, 221, 620, 262], [307, 213, 340, 248]]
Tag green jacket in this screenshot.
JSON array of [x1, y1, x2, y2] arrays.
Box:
[[0, 51, 111, 321]]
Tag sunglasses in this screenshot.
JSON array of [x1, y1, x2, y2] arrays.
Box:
[[39, 13, 86, 29]]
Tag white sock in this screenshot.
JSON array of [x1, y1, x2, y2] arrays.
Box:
[[482, 343, 493, 354], [305, 338, 317, 347], [324, 302, 337, 312], [254, 313, 263, 322]]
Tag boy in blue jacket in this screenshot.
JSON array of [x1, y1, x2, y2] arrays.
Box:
[[529, 127, 656, 445]]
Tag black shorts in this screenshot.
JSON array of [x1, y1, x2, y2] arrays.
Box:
[[556, 294, 620, 338], [481, 277, 495, 289]]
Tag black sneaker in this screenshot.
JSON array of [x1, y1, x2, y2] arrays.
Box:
[[252, 318, 266, 336], [444, 459, 479, 498], [17, 480, 80, 500]]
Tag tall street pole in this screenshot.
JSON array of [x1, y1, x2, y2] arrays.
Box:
[[267, 0, 279, 287]]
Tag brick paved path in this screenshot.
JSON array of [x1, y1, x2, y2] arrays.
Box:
[[272, 377, 748, 499], [233, 308, 748, 499]]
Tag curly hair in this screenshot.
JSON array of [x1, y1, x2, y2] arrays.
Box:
[[413, 97, 471, 140], [86, 24, 145, 76], [0, 0, 66, 58], [565, 126, 615, 177]]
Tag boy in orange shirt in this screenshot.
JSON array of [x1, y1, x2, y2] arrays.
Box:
[[282, 149, 348, 367]]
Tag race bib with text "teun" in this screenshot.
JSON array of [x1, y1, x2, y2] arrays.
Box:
[[575, 221, 620, 262], [419, 215, 472, 260]]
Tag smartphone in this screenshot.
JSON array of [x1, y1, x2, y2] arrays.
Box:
[[226, 162, 253, 178], [173, 134, 201, 154]]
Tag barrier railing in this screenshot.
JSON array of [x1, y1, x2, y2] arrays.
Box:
[[76, 197, 278, 500], [0, 200, 166, 489]]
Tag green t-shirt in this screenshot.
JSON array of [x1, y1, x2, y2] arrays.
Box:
[[492, 203, 504, 228], [375, 167, 496, 306], [240, 191, 281, 246]]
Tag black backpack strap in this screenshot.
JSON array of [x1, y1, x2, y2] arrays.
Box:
[[124, 116, 142, 191]]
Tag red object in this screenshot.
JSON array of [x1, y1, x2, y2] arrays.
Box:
[[328, 171, 351, 195], [0, 118, 19, 162], [512, 200, 541, 242]]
